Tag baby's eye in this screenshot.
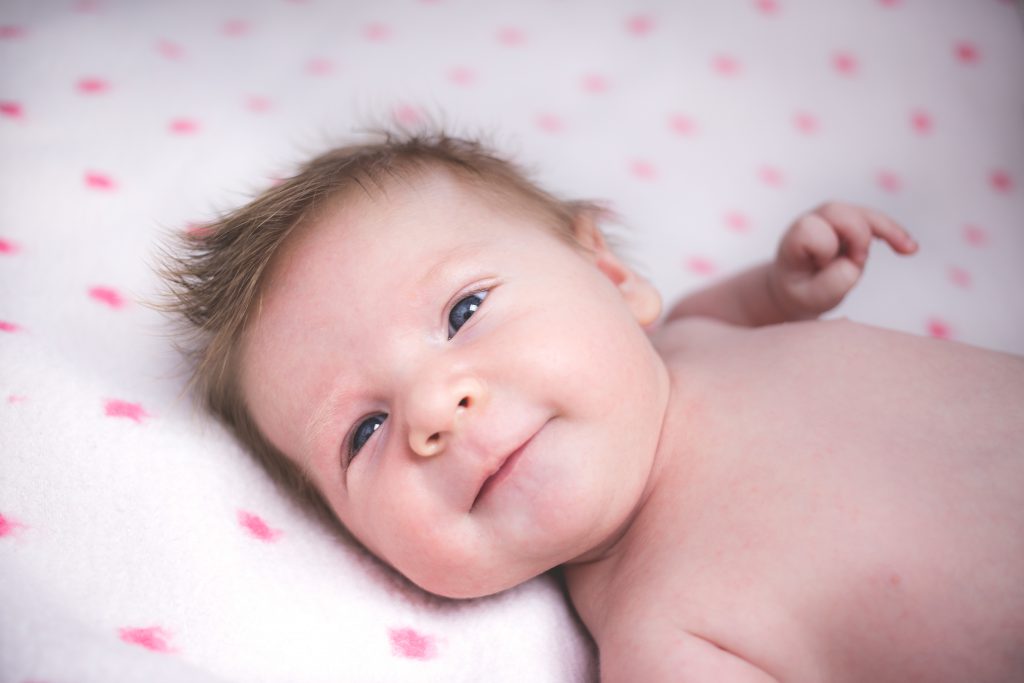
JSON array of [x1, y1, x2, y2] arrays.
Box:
[[448, 291, 488, 339], [348, 413, 387, 461]]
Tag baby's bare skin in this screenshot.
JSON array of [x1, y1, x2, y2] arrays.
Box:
[[236, 173, 1022, 681], [566, 316, 1024, 682]]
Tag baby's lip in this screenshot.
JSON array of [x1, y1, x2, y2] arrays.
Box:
[[470, 424, 544, 511]]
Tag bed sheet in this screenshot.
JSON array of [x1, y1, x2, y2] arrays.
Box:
[[2, 1, 1023, 682]]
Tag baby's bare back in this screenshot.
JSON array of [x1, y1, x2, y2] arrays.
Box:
[[576, 318, 1024, 682]]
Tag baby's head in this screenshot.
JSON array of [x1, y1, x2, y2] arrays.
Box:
[[162, 131, 669, 598]]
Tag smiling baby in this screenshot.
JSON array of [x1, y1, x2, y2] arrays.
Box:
[[161, 131, 1024, 682]]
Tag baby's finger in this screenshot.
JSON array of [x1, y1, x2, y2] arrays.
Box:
[[780, 213, 840, 270], [817, 203, 873, 267], [865, 209, 918, 254]]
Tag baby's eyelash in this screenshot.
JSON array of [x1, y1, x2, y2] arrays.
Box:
[[447, 290, 488, 339], [347, 413, 387, 463]]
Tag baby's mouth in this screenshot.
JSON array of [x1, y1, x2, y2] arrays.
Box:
[[471, 430, 538, 510]]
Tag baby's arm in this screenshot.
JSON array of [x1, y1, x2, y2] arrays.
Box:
[[664, 202, 917, 327]]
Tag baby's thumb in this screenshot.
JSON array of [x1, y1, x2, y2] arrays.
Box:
[[814, 258, 861, 307]]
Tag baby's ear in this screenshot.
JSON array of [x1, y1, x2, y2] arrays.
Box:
[[571, 210, 661, 327]]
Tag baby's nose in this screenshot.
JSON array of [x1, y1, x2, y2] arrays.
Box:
[[407, 376, 485, 457]]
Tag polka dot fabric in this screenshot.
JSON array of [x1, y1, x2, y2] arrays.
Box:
[[1, 1, 1022, 681]]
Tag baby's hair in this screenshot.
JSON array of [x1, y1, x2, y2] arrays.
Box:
[[156, 128, 606, 525]]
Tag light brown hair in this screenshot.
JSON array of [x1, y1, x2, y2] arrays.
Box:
[[157, 129, 606, 526]]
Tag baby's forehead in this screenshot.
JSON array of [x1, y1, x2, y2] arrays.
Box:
[[261, 172, 502, 286]]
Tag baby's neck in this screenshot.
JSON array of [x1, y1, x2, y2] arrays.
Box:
[[561, 363, 705, 639]]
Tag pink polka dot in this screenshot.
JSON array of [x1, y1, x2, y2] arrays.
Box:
[[758, 165, 785, 187], [630, 160, 657, 181], [497, 26, 526, 46], [169, 118, 199, 134], [793, 111, 818, 134], [926, 317, 953, 339], [990, 169, 1013, 193], [89, 286, 125, 308], [449, 66, 476, 86], [0, 514, 27, 537], [954, 41, 980, 64], [712, 54, 741, 76], [105, 399, 149, 423], [877, 170, 902, 193], [246, 95, 272, 112], [238, 510, 282, 541], [947, 266, 972, 288], [963, 224, 988, 246], [7, 394, 27, 404], [910, 109, 933, 135], [119, 627, 174, 653], [724, 211, 751, 233], [157, 39, 184, 60], [221, 19, 249, 36], [0, 238, 18, 254], [754, 0, 780, 15], [536, 113, 564, 133], [305, 57, 335, 75], [388, 627, 437, 660], [669, 113, 696, 136], [393, 104, 426, 126], [77, 77, 110, 94], [832, 52, 859, 75], [1, 101, 23, 119], [582, 73, 609, 93], [0, 25, 26, 39], [185, 222, 212, 237], [878, 0, 902, 6], [84, 171, 116, 191], [0, 320, 20, 332], [363, 22, 391, 41], [74, 0, 102, 12], [685, 256, 718, 276], [626, 14, 655, 36]]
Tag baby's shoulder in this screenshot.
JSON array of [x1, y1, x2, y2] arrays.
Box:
[[649, 314, 740, 355], [650, 315, 859, 358]]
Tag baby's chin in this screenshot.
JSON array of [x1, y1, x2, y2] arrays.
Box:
[[406, 561, 546, 600], [414, 572, 520, 600]]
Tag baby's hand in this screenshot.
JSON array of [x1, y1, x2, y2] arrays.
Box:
[[769, 202, 918, 319]]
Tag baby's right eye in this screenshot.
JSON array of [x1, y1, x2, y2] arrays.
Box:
[[348, 413, 387, 461]]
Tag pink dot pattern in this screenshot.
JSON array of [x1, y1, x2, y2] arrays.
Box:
[[104, 399, 149, 423], [237, 510, 282, 541], [0, 513, 26, 537], [388, 627, 438, 660], [119, 626, 175, 653]]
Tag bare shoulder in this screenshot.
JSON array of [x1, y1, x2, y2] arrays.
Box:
[[648, 315, 745, 358]]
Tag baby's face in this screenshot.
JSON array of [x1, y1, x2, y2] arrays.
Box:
[[240, 172, 669, 598]]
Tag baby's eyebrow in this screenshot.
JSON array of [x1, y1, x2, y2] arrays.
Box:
[[415, 241, 489, 292], [303, 381, 357, 468]]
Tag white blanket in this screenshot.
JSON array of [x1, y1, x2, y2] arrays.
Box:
[[2, 1, 1022, 681]]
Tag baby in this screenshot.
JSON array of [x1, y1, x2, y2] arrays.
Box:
[[162, 131, 1024, 682]]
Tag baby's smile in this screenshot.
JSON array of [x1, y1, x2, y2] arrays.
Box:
[[471, 419, 548, 511]]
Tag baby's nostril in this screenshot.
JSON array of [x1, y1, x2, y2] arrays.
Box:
[[459, 396, 470, 408], [427, 433, 441, 444]]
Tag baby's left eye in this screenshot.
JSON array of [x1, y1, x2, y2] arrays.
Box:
[[448, 291, 488, 339]]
